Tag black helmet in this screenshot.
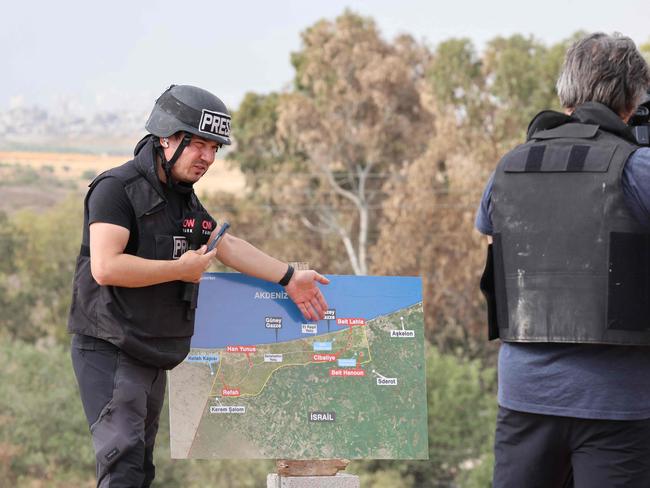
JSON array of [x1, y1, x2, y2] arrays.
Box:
[[146, 84, 232, 145], [145, 85, 231, 188]]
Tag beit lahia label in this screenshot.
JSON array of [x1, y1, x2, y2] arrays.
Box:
[[168, 273, 427, 460]]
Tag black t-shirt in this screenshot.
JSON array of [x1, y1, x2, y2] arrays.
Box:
[[83, 176, 215, 255]]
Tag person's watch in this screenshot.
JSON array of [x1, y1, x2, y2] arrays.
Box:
[[278, 264, 295, 286]]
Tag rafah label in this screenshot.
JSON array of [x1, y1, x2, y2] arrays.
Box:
[[199, 109, 231, 138]]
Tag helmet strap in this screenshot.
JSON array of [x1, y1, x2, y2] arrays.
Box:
[[154, 132, 193, 188]]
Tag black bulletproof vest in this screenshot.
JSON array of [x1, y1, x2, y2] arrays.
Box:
[[68, 139, 211, 369], [488, 102, 650, 345]]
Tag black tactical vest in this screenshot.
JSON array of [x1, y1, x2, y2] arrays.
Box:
[[68, 138, 212, 369], [486, 102, 650, 345]]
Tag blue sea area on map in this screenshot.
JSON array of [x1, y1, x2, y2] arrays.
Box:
[[191, 273, 422, 348]]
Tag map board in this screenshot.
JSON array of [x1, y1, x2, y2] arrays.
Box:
[[168, 273, 428, 459]]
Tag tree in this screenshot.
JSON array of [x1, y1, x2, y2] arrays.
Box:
[[0, 338, 95, 486], [0, 211, 34, 343], [1, 196, 83, 343], [229, 11, 433, 275], [372, 34, 576, 355]]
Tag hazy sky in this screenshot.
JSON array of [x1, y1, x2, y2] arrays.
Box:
[[4, 0, 649, 114]]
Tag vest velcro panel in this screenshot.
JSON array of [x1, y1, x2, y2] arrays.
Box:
[[490, 123, 650, 344]]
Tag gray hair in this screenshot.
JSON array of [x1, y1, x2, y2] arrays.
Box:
[[556, 32, 650, 115]]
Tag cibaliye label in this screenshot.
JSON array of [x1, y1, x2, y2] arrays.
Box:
[[313, 353, 337, 362]]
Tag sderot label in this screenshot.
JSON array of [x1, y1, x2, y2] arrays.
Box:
[[376, 377, 397, 386]]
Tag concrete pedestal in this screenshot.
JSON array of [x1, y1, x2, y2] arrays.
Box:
[[267, 473, 360, 488]]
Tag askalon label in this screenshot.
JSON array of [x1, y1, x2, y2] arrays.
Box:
[[199, 109, 231, 137]]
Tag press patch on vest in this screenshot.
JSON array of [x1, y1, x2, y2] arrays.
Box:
[[172, 236, 188, 259], [607, 232, 650, 331]]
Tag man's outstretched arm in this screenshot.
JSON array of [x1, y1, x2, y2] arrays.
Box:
[[213, 233, 330, 321]]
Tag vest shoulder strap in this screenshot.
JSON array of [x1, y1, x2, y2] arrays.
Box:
[[89, 160, 165, 218], [499, 124, 638, 174]]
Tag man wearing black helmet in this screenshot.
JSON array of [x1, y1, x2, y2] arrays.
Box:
[[68, 85, 329, 488]]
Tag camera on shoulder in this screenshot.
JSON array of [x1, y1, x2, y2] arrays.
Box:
[[630, 90, 650, 146]]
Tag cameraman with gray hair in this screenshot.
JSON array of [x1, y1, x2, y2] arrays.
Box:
[[477, 33, 650, 487]]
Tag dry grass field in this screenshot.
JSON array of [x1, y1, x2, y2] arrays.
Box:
[[0, 151, 247, 214]]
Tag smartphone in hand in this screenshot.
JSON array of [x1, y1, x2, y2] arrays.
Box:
[[207, 222, 230, 252]]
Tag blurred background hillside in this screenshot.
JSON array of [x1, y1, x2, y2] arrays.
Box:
[[2, 3, 649, 487]]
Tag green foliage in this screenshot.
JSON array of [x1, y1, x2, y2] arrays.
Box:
[[358, 468, 415, 487], [425, 346, 496, 484], [484, 35, 555, 115], [0, 165, 41, 186], [229, 10, 434, 275], [426, 33, 573, 158], [0, 212, 33, 342], [228, 92, 298, 178], [641, 39, 650, 65], [81, 169, 97, 181], [0, 196, 82, 343], [0, 337, 95, 486], [0, 164, 75, 190], [457, 450, 494, 488], [0, 336, 276, 487], [428, 38, 482, 108], [0, 211, 17, 274]]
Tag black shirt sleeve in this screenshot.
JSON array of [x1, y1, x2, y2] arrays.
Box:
[[87, 177, 136, 230]]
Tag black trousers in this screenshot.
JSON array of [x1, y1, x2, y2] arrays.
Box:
[[494, 406, 650, 488], [71, 334, 166, 488]]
